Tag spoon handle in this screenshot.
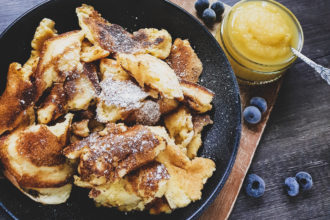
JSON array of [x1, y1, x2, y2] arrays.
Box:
[[291, 48, 330, 85]]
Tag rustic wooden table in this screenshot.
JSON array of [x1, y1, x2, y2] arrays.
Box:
[[1, 0, 330, 219]]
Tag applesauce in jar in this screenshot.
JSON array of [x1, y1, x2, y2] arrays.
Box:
[[216, 0, 304, 84]]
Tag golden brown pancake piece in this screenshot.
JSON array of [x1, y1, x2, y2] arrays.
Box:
[[186, 114, 213, 159], [72, 119, 90, 138], [0, 63, 36, 135], [156, 144, 215, 209], [157, 97, 179, 115], [77, 4, 172, 58], [133, 28, 172, 59], [0, 114, 74, 204], [80, 39, 110, 62], [166, 38, 203, 83], [34, 30, 84, 99], [164, 106, 194, 148], [96, 58, 152, 123], [118, 53, 183, 100], [37, 62, 100, 124], [76, 4, 142, 55], [180, 80, 214, 113], [74, 162, 169, 212], [0, 19, 58, 135], [37, 83, 67, 124], [23, 18, 58, 76], [64, 124, 166, 185]]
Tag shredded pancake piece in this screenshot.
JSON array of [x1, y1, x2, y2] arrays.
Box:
[[64, 124, 166, 185]]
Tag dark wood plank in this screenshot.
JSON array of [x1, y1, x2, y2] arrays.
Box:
[[230, 54, 330, 220], [0, 0, 44, 32]]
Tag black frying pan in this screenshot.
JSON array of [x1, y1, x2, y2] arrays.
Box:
[[0, 0, 241, 219]]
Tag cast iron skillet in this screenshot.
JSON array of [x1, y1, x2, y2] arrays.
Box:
[[0, 0, 241, 219]]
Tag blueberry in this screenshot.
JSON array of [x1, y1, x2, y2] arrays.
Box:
[[296, 171, 313, 191], [245, 174, 265, 198], [195, 0, 209, 15], [202, 8, 216, 24], [211, 1, 225, 19], [250, 97, 267, 113], [243, 106, 261, 124], [284, 177, 299, 197]]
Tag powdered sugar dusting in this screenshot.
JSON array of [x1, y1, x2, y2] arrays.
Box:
[[99, 78, 148, 110], [71, 125, 160, 181]]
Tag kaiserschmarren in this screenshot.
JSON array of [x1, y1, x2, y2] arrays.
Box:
[[0, 4, 216, 214]]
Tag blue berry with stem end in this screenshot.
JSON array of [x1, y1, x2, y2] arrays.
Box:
[[245, 174, 265, 198], [243, 106, 262, 124], [296, 171, 313, 191]]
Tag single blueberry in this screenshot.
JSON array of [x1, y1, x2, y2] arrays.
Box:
[[211, 1, 225, 19], [245, 174, 265, 198], [296, 171, 313, 191], [284, 177, 299, 197], [202, 8, 216, 24], [250, 97, 267, 113], [243, 106, 261, 124], [195, 0, 209, 15]]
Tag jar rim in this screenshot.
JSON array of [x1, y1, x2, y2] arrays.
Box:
[[221, 0, 304, 68]]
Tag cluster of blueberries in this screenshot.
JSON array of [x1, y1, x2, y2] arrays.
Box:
[[242, 96, 313, 198], [195, 0, 225, 24], [245, 172, 313, 198], [243, 97, 267, 124]]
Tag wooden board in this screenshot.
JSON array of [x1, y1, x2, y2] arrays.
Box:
[[169, 0, 282, 219]]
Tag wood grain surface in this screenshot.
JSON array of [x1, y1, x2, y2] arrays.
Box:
[[1, 0, 330, 220]]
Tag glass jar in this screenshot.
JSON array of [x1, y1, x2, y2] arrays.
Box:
[[216, 0, 304, 85]]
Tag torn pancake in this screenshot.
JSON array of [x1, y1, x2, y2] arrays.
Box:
[[0, 19, 58, 135], [80, 40, 110, 62], [72, 119, 90, 138], [164, 106, 194, 148], [96, 59, 149, 123], [34, 30, 84, 99], [180, 80, 214, 113], [99, 58, 130, 81], [125, 100, 161, 126], [63, 124, 166, 185], [157, 97, 179, 115], [77, 5, 173, 59], [0, 114, 74, 204], [0, 63, 36, 135], [37, 83, 67, 124], [156, 144, 215, 209], [37, 63, 100, 124], [118, 53, 183, 100], [133, 28, 172, 59], [186, 114, 213, 159], [23, 18, 58, 75], [166, 38, 203, 83], [31, 18, 58, 55], [75, 162, 169, 212], [76, 4, 142, 55], [64, 62, 100, 110]]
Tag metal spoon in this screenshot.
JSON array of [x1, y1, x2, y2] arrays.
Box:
[[291, 48, 330, 85]]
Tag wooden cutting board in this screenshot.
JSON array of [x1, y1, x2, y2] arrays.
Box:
[[169, 0, 282, 219]]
